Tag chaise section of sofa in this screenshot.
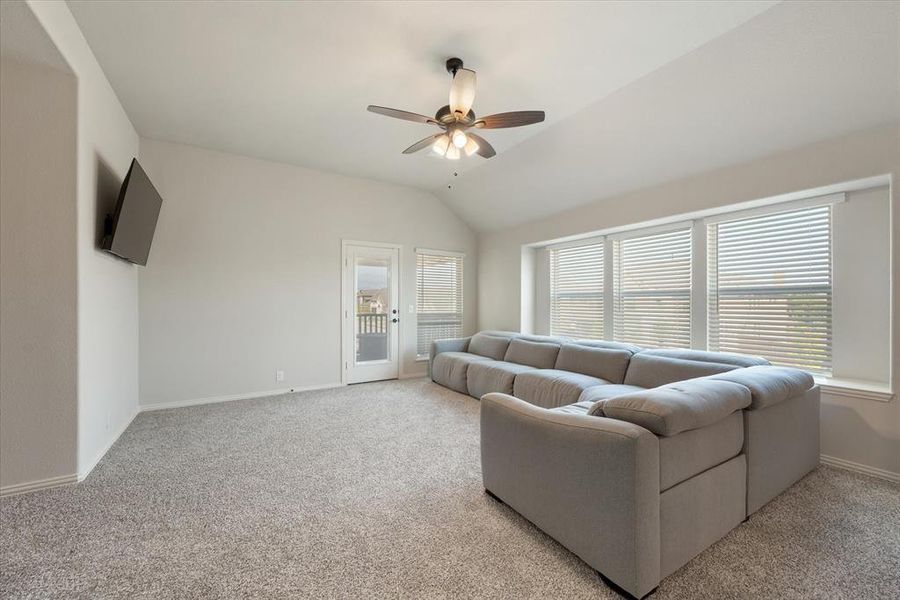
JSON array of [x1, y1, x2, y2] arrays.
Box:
[[480, 392, 662, 599]]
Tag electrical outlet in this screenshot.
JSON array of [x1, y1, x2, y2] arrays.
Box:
[[276, 370, 285, 382]]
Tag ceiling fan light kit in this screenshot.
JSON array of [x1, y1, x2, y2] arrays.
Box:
[[367, 57, 546, 160]]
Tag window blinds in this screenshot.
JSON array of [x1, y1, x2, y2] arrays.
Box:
[[549, 242, 604, 339], [708, 205, 832, 374], [613, 227, 692, 348], [416, 251, 464, 358]]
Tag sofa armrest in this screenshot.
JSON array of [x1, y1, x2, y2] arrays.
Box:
[[428, 336, 471, 378], [480, 393, 660, 599], [708, 365, 814, 409]]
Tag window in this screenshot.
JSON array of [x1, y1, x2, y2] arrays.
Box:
[[613, 227, 692, 348], [708, 205, 832, 374], [550, 242, 604, 339], [416, 250, 464, 358]]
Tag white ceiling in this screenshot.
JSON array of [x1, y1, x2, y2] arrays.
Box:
[[65, 1, 898, 232], [65, 2, 774, 197], [437, 0, 900, 230]]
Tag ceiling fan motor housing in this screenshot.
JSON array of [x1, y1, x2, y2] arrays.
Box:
[[435, 104, 476, 126], [445, 57, 464, 75]]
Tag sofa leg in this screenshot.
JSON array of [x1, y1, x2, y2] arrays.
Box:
[[596, 570, 658, 600], [484, 489, 505, 504]]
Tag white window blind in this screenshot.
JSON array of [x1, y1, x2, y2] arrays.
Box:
[[416, 251, 464, 358], [708, 205, 832, 374], [613, 227, 692, 348], [549, 242, 604, 339]]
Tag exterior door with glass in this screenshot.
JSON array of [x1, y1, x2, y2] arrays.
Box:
[[343, 243, 400, 384]]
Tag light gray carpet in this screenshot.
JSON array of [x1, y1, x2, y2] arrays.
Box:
[[1, 378, 898, 599]]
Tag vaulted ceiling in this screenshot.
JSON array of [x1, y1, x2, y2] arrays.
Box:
[[67, 1, 898, 231]]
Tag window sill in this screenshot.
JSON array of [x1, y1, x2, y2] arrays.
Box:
[[814, 377, 893, 403], [415, 356, 429, 363]]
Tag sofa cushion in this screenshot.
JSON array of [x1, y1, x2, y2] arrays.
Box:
[[578, 384, 648, 415], [624, 354, 738, 388], [430, 352, 492, 394], [549, 400, 595, 416], [504, 338, 561, 369], [602, 378, 751, 436], [514, 369, 606, 408], [466, 360, 536, 400], [468, 331, 517, 360], [641, 348, 768, 368], [571, 339, 643, 354], [554, 344, 633, 384], [658, 411, 743, 490], [708, 365, 815, 409]]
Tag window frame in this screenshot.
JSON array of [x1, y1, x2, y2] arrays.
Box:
[[548, 235, 606, 340], [705, 202, 835, 375], [415, 248, 465, 361], [540, 195, 847, 365], [610, 222, 694, 349]]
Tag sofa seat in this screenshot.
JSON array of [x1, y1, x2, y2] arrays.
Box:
[[578, 384, 647, 411], [431, 351, 492, 394], [550, 400, 594, 416], [513, 369, 607, 408], [467, 360, 536, 399]]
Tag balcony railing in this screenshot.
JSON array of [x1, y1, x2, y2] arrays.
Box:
[[357, 312, 387, 334]]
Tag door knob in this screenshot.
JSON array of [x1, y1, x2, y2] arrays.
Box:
[[392, 318, 399, 323]]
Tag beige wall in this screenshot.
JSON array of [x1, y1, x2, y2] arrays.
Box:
[[26, 0, 141, 477], [0, 59, 78, 490], [137, 139, 478, 406], [478, 123, 900, 478]]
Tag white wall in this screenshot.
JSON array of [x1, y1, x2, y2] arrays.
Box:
[[0, 59, 78, 490], [26, 1, 140, 477], [137, 139, 477, 407], [478, 123, 900, 478]]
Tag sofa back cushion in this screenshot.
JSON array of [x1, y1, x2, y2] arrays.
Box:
[[624, 354, 737, 388], [554, 344, 633, 384], [504, 338, 560, 369], [640, 348, 769, 368], [468, 331, 517, 360], [602, 378, 751, 436]]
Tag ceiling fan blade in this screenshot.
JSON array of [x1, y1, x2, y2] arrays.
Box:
[[367, 105, 438, 125], [474, 110, 545, 129], [449, 68, 476, 117], [402, 133, 445, 154], [466, 132, 496, 158]]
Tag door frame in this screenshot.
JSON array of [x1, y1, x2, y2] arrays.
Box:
[[341, 239, 404, 385]]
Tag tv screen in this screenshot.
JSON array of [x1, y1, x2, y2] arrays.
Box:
[[102, 158, 162, 266]]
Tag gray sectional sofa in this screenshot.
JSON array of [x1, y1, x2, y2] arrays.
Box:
[[430, 331, 819, 599]]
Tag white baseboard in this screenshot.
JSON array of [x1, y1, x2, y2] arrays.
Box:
[[139, 382, 344, 413], [77, 407, 140, 482], [820, 454, 900, 483], [0, 473, 79, 497]]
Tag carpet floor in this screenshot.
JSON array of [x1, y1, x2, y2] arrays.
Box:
[[1, 378, 898, 599]]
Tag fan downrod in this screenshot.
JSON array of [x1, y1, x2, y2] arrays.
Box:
[[445, 57, 464, 75]]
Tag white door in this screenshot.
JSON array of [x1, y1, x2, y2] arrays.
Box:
[[343, 243, 400, 384]]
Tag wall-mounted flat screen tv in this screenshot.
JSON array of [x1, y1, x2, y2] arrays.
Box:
[[101, 158, 162, 266]]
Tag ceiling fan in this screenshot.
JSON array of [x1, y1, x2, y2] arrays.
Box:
[[367, 58, 546, 160]]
